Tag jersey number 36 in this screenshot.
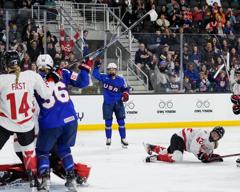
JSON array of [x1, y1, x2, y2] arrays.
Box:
[[43, 82, 70, 109]]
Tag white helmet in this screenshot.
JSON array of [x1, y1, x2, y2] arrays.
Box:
[[107, 62, 118, 70], [36, 54, 54, 69]]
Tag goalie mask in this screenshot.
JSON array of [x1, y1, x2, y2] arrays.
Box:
[[107, 62, 118, 77], [209, 126, 225, 142]]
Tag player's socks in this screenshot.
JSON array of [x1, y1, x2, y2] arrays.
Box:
[[152, 145, 167, 154], [65, 170, 77, 192], [105, 126, 112, 141], [156, 154, 175, 163], [118, 126, 126, 138]]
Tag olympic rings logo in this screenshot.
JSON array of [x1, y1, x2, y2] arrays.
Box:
[[196, 100, 210, 108], [158, 100, 173, 109]]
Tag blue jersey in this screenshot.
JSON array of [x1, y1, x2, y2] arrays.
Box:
[[36, 69, 89, 129], [93, 67, 128, 104]]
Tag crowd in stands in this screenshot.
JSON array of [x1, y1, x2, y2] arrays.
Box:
[[123, 0, 240, 93], [0, 0, 89, 81]]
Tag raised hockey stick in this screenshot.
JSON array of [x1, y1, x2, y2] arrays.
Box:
[[83, 9, 158, 60]]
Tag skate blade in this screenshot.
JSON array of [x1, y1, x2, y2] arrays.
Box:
[[30, 187, 38, 192], [122, 145, 128, 149], [66, 186, 78, 192]]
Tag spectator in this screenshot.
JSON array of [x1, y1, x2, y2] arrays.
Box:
[[197, 72, 211, 92], [215, 71, 229, 92], [166, 73, 181, 93], [147, 30, 161, 53], [190, 45, 201, 69], [183, 76, 193, 93], [156, 14, 170, 31], [31, 62, 37, 72], [16, 43, 26, 62], [27, 40, 41, 62], [192, 6, 204, 32], [47, 42, 56, 59], [82, 29, 89, 58], [135, 43, 151, 76], [20, 52, 31, 71], [184, 63, 199, 89], [59, 25, 80, 57]]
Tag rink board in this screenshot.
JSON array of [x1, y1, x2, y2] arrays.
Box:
[[71, 93, 240, 130]]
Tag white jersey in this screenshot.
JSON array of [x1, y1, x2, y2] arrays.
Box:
[[0, 70, 54, 133], [232, 82, 240, 95], [177, 128, 215, 157]]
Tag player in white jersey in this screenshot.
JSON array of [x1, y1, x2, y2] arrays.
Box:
[[144, 126, 225, 163], [0, 50, 55, 190], [230, 69, 240, 166]]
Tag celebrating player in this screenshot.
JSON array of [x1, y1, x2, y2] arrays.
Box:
[[144, 126, 225, 163], [0, 50, 55, 190], [93, 60, 130, 147], [35, 54, 91, 192]]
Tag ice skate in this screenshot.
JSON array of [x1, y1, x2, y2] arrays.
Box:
[[37, 170, 50, 192], [106, 138, 111, 146], [65, 170, 78, 192], [236, 158, 240, 167], [145, 155, 158, 163], [76, 175, 89, 186], [26, 170, 39, 192], [143, 142, 155, 155], [121, 138, 128, 148]]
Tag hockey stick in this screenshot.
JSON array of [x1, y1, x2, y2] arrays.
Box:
[[211, 153, 240, 161], [83, 9, 158, 60]]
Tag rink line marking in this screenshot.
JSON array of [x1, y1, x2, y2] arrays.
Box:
[[77, 120, 240, 131]]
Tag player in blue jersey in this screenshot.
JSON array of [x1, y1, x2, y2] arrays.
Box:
[[35, 54, 91, 192], [93, 61, 130, 147]]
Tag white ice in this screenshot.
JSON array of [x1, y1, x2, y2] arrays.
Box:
[[1, 127, 240, 192]]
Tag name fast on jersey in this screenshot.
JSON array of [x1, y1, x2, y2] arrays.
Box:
[[11, 82, 26, 90]]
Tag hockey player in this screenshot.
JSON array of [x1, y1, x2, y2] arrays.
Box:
[[93, 60, 130, 147], [144, 126, 225, 163], [35, 54, 91, 192], [230, 69, 240, 166], [0, 50, 55, 190]]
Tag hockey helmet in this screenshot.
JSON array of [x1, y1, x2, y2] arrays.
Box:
[[107, 62, 118, 70], [4, 50, 20, 69], [36, 54, 54, 69], [211, 126, 225, 140]]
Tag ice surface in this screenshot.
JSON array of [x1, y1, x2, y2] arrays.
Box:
[[1, 127, 240, 192]]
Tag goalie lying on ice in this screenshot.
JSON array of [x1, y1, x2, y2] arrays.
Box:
[[144, 126, 225, 163]]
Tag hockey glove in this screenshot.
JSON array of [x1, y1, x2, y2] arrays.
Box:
[[79, 59, 93, 73], [232, 104, 240, 115], [121, 92, 129, 102], [94, 56, 102, 68], [198, 152, 223, 163], [46, 70, 61, 83], [231, 95, 240, 105]]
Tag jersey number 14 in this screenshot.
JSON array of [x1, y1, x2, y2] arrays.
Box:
[[7, 92, 30, 120]]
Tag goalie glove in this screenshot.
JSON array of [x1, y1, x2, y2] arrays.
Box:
[[121, 92, 129, 102]]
